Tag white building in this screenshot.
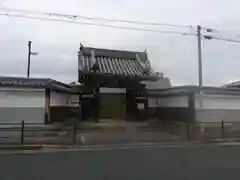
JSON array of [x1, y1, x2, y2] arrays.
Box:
[[142, 77, 172, 90], [148, 86, 240, 122], [0, 77, 78, 124]]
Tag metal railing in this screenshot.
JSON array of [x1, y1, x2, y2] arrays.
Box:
[[158, 120, 240, 141], [0, 120, 239, 145], [0, 120, 73, 145], [0, 120, 129, 145]]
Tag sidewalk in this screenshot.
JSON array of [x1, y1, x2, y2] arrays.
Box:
[[77, 119, 159, 132], [2, 137, 240, 152]]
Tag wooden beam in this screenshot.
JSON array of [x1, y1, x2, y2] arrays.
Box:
[[44, 88, 50, 124]]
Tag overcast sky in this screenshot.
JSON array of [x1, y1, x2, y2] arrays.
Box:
[[1, 0, 240, 86]]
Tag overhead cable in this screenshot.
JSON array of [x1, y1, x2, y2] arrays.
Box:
[[0, 13, 196, 36], [1, 7, 194, 28]]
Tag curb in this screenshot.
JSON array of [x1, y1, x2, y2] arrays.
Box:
[[1, 138, 240, 151], [0, 145, 43, 151], [200, 137, 240, 144]]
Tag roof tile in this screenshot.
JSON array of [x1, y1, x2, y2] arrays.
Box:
[[78, 46, 160, 80], [0, 76, 71, 92]]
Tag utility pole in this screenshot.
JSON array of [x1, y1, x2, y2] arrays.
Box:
[[27, 41, 38, 78], [27, 41, 31, 78], [197, 25, 202, 89], [197, 25, 204, 133]]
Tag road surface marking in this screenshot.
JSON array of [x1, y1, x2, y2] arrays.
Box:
[[80, 135, 86, 144], [219, 142, 240, 146]]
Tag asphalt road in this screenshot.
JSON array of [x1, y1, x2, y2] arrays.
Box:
[[0, 145, 240, 180]]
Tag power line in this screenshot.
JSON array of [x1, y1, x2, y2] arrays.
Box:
[[200, 26, 240, 43], [203, 34, 240, 44], [4, 7, 240, 44], [0, 7, 194, 29], [202, 26, 240, 39], [211, 36, 240, 44], [47, 12, 192, 28], [2, 9, 240, 44], [0, 13, 196, 35], [3, 6, 240, 43]]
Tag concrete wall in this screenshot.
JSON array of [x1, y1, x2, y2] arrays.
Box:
[[49, 91, 79, 122], [148, 96, 189, 108], [149, 91, 240, 123], [195, 94, 240, 122], [0, 87, 45, 123], [69, 95, 80, 107], [100, 88, 126, 94], [148, 95, 192, 121], [142, 77, 172, 90], [195, 94, 240, 110], [195, 110, 240, 122], [50, 91, 79, 107], [50, 91, 71, 106]]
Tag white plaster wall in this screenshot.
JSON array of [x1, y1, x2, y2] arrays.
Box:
[[195, 110, 240, 122], [50, 91, 71, 106], [195, 94, 240, 122], [0, 88, 45, 107], [195, 94, 240, 110], [148, 98, 158, 107], [100, 88, 126, 94], [148, 96, 189, 108], [142, 77, 172, 90], [69, 95, 80, 107], [0, 87, 45, 123]]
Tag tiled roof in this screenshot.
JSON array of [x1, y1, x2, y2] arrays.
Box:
[[78, 46, 160, 80], [222, 81, 240, 88], [148, 85, 240, 96], [0, 76, 71, 92]]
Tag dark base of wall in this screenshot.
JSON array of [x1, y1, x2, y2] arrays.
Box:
[[196, 109, 240, 122], [0, 107, 45, 123], [149, 107, 193, 122], [50, 106, 80, 122]]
